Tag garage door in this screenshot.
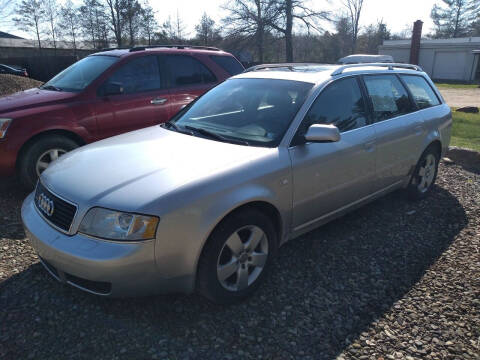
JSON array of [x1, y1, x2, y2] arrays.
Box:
[[433, 51, 467, 80]]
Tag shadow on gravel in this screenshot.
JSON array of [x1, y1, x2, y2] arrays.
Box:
[[0, 185, 468, 359]]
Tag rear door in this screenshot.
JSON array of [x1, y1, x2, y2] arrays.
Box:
[[93, 55, 172, 140], [361, 74, 423, 190], [162, 54, 218, 116], [289, 76, 376, 229]]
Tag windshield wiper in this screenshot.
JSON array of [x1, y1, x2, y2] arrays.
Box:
[[161, 121, 180, 131], [41, 84, 62, 91], [184, 125, 249, 146]]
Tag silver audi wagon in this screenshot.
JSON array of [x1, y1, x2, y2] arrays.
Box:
[[22, 63, 451, 303]]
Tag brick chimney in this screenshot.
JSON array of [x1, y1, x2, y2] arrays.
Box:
[[409, 20, 423, 65]]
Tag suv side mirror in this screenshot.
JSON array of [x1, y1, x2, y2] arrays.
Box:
[[304, 124, 341, 143], [103, 82, 124, 96]]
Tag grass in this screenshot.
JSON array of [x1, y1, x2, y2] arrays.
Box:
[[435, 82, 479, 89], [451, 108, 480, 151]]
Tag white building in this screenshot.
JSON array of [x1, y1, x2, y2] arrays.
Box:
[[379, 37, 480, 82]]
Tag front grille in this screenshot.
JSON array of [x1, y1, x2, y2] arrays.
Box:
[[34, 182, 77, 232]]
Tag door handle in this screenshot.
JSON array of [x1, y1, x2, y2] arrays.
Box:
[[364, 140, 375, 152], [414, 125, 424, 135], [151, 97, 168, 105]]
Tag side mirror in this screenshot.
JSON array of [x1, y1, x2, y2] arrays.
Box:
[[103, 82, 123, 96], [304, 124, 340, 143]]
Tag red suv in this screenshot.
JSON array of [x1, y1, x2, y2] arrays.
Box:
[[0, 45, 244, 188]]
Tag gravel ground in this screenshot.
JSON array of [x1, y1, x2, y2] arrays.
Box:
[[0, 160, 479, 359], [0, 74, 43, 97]]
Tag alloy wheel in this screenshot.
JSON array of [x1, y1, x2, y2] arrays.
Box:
[[216, 225, 269, 292], [35, 148, 67, 176]]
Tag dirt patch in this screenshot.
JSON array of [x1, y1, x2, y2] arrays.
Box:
[[439, 88, 480, 108], [0, 74, 43, 97]]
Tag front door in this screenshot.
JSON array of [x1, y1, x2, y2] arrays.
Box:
[[93, 55, 172, 140], [289, 76, 376, 230]]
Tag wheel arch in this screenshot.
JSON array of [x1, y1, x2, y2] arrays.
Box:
[[16, 129, 86, 170]]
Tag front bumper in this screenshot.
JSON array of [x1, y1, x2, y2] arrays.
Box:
[[21, 193, 186, 297]]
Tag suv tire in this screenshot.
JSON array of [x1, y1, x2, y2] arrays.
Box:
[[19, 135, 79, 190]]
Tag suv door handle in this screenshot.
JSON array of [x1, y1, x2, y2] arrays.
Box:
[[151, 97, 168, 105]]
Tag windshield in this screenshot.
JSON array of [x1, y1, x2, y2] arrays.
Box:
[[42, 55, 118, 92], [170, 78, 313, 147]]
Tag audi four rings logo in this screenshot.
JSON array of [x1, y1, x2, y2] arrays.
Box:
[[37, 193, 55, 217]]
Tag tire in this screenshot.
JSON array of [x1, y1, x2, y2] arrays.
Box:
[[18, 135, 79, 190], [197, 208, 277, 304], [406, 145, 440, 200]]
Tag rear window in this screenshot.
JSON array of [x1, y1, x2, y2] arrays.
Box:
[[400, 75, 440, 109], [363, 74, 414, 122], [210, 55, 244, 75], [164, 55, 216, 86]]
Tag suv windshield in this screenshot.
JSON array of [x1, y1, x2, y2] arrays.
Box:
[[41, 55, 118, 92], [170, 78, 313, 147]]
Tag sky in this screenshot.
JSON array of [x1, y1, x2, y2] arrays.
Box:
[[3, 0, 437, 39]]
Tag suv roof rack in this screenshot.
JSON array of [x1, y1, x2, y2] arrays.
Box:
[[244, 63, 323, 72], [331, 63, 423, 76], [99, 45, 222, 53], [129, 45, 221, 52]]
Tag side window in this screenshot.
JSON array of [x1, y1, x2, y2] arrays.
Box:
[[106, 56, 161, 95], [210, 55, 244, 75], [299, 77, 368, 136], [400, 75, 440, 109], [164, 55, 217, 87], [363, 74, 414, 122]]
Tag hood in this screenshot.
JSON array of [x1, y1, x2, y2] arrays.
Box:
[[41, 126, 275, 212], [0, 88, 78, 114]]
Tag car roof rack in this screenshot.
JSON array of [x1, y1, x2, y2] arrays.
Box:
[[244, 63, 323, 72], [99, 45, 222, 53], [331, 63, 423, 76], [129, 45, 221, 52]]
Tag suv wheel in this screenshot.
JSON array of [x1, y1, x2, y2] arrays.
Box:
[[19, 135, 79, 190], [407, 146, 440, 200], [197, 209, 276, 304]]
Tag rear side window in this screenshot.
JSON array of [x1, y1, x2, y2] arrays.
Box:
[[363, 74, 414, 122], [300, 77, 368, 134], [210, 55, 244, 75], [106, 56, 161, 94], [400, 75, 440, 109], [164, 55, 216, 87]]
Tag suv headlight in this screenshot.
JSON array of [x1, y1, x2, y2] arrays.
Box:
[[79, 207, 159, 241], [0, 118, 12, 138]]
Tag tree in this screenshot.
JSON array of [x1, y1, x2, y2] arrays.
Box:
[[13, 0, 45, 49], [431, 0, 479, 38], [222, 0, 277, 62], [121, 0, 142, 46], [342, 0, 364, 53], [140, 3, 157, 45], [266, 0, 330, 62], [195, 12, 220, 46], [105, 0, 123, 46], [174, 9, 187, 42], [59, 0, 79, 54], [79, 0, 108, 49], [42, 0, 59, 51]]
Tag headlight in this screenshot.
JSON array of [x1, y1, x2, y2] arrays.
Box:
[[0, 118, 12, 139], [78, 207, 159, 241]]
